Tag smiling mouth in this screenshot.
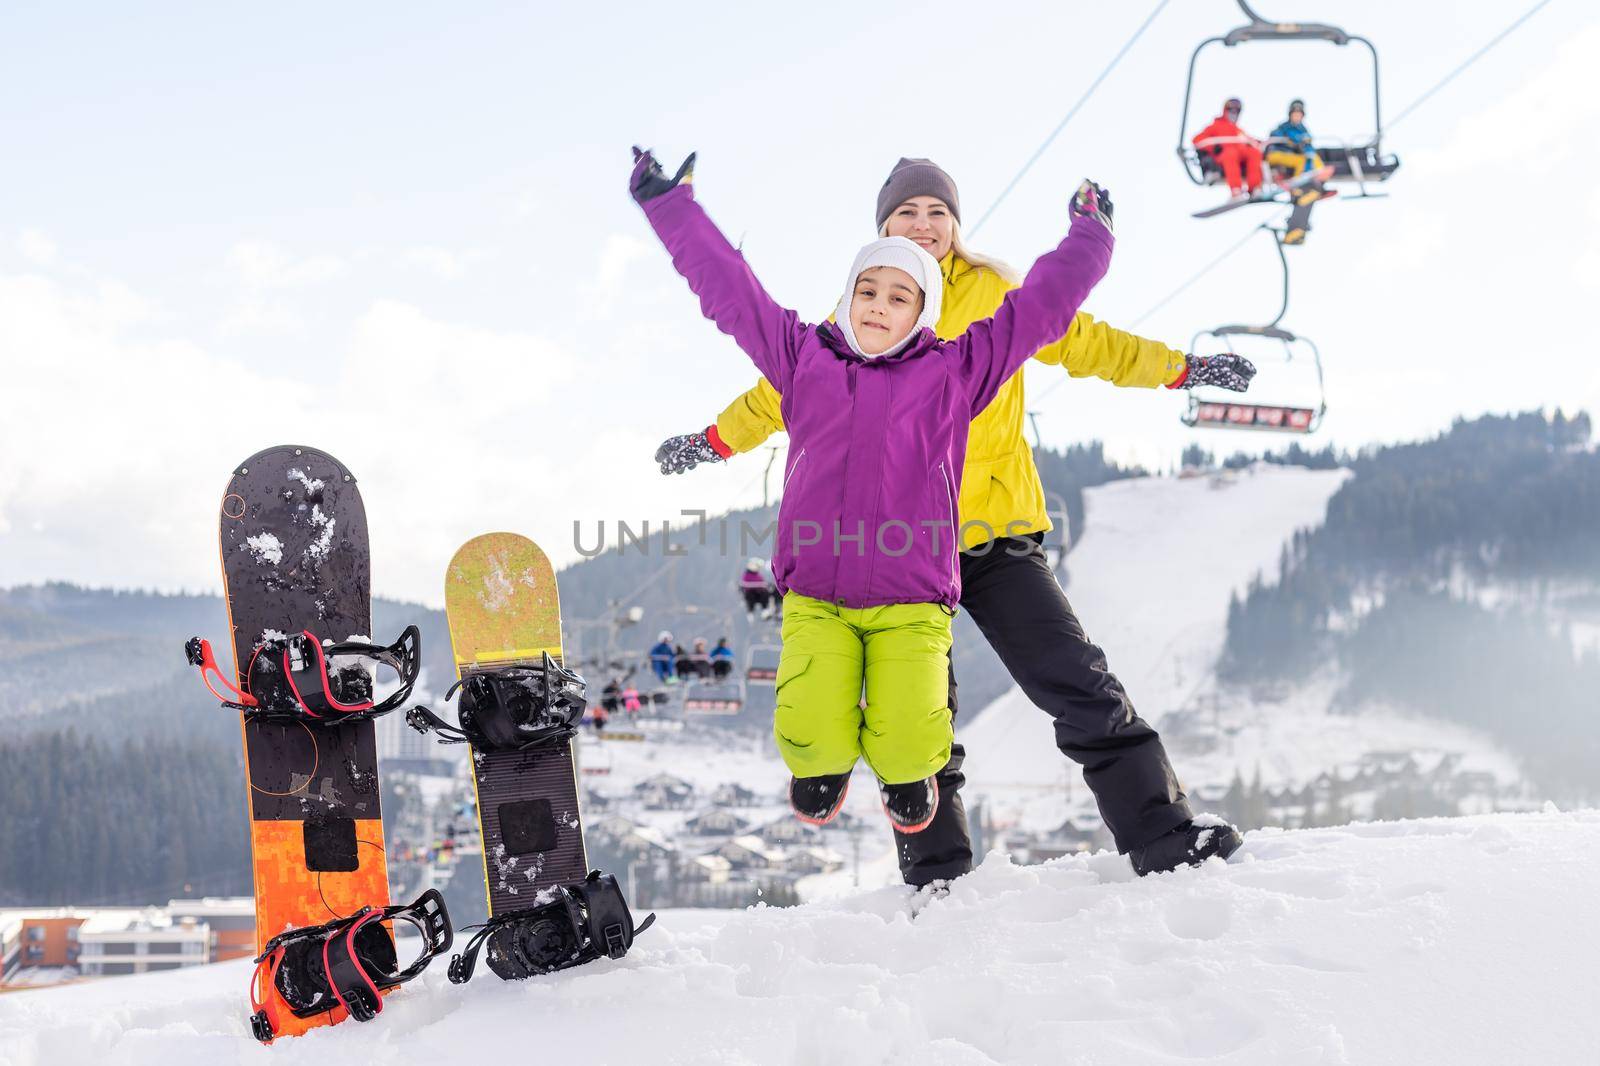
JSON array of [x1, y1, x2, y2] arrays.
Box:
[[864, 322, 890, 332]]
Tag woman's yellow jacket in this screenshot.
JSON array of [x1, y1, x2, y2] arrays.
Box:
[[712, 253, 1187, 550]]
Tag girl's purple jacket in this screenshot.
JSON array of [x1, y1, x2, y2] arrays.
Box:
[[640, 185, 1112, 609]]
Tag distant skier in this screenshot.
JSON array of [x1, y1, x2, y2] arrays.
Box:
[[1266, 100, 1333, 246], [601, 677, 623, 716], [739, 559, 776, 619], [648, 631, 676, 683], [689, 637, 713, 679], [590, 699, 609, 734], [673, 642, 694, 681], [621, 682, 643, 720], [1265, 99, 1322, 176], [1192, 97, 1264, 197], [710, 637, 735, 680]]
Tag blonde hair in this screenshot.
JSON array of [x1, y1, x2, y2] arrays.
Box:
[[878, 215, 1020, 287]]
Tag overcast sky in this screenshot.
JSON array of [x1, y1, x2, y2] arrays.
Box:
[[1, 1, 1593, 606]]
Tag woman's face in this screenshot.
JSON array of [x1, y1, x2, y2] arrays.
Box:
[[849, 266, 924, 356], [884, 196, 954, 262]]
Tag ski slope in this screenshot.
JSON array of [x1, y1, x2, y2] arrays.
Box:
[[961, 466, 1523, 832], [3, 810, 1596, 1065]]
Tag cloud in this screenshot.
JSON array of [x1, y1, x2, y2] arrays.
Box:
[[16, 230, 58, 266], [400, 247, 473, 280], [225, 240, 349, 288]]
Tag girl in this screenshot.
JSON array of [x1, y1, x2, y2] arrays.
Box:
[[629, 147, 1114, 833], [654, 157, 1248, 879]]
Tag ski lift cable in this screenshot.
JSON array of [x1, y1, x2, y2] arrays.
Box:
[[1386, 0, 1557, 130], [1106, 0, 1560, 344], [1030, 218, 1268, 409], [966, 0, 1174, 239]]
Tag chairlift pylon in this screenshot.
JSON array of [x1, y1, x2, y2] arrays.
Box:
[[1178, 0, 1399, 200]]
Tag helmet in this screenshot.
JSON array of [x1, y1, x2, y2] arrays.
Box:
[[1289, 98, 1305, 116], [657, 631, 672, 644], [745, 558, 762, 571]]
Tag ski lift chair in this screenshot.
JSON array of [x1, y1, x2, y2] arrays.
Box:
[[683, 679, 745, 715], [1177, 1, 1398, 198], [1181, 324, 1326, 434], [745, 643, 781, 685]]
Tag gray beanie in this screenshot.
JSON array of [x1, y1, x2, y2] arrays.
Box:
[[875, 157, 960, 229]]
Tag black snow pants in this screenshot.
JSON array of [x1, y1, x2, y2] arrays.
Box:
[[898, 533, 1193, 886]]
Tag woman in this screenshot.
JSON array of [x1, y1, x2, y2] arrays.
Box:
[[654, 157, 1252, 882]]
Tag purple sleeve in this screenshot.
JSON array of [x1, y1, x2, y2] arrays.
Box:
[[639, 185, 809, 393], [947, 216, 1114, 416]]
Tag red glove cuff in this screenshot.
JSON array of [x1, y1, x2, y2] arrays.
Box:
[[1166, 364, 1191, 390], [705, 424, 734, 459]]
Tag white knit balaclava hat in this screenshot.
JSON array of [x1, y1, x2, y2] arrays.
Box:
[[834, 236, 943, 359]]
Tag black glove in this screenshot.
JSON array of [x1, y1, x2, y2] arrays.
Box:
[[1070, 179, 1114, 232], [1176, 353, 1256, 392], [630, 146, 696, 203], [655, 428, 725, 475]]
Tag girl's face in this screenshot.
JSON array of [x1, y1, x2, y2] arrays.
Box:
[[884, 196, 954, 262], [849, 266, 923, 356]]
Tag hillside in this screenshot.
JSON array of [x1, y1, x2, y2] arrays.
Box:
[[3, 810, 1596, 1066]]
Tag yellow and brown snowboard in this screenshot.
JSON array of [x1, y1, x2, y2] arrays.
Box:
[[445, 532, 588, 915], [215, 445, 391, 1041]]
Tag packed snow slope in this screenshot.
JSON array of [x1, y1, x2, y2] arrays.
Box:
[[5, 810, 1596, 1066], [961, 465, 1523, 832]]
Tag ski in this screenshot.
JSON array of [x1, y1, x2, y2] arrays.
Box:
[[1191, 164, 1335, 219]]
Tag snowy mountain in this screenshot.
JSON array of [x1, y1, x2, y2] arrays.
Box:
[[4, 809, 1596, 1065], [962, 465, 1528, 840]]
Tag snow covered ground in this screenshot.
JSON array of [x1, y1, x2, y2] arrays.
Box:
[[963, 466, 1527, 833], [4, 809, 1596, 1066]]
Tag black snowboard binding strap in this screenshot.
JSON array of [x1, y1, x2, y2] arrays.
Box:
[[185, 625, 422, 723], [248, 889, 452, 1043], [447, 870, 654, 984], [406, 651, 586, 751]]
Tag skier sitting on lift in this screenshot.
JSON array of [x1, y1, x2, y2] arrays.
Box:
[[621, 682, 643, 719], [673, 642, 695, 680], [1265, 99, 1322, 176], [739, 559, 776, 619], [648, 631, 676, 683], [601, 677, 623, 715], [689, 637, 713, 678], [1192, 97, 1264, 197], [710, 637, 735, 680]]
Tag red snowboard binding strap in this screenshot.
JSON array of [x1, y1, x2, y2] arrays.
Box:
[[184, 625, 422, 724], [248, 889, 453, 1043]]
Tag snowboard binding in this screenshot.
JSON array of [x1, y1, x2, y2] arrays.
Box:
[[248, 888, 453, 1043], [406, 651, 586, 751], [185, 624, 422, 723], [447, 871, 653, 984]]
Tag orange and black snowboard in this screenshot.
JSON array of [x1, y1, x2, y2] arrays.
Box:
[[216, 445, 390, 1040], [444, 532, 588, 915]]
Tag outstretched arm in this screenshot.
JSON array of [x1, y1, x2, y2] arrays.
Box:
[[1031, 311, 1187, 389], [951, 181, 1115, 415], [631, 149, 808, 393]]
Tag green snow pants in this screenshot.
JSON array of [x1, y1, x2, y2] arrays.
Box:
[[773, 592, 953, 785]]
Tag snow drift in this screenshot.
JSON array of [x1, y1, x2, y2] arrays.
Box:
[[3, 809, 1596, 1066]]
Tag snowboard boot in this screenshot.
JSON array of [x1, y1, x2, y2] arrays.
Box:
[[789, 772, 852, 826], [1130, 818, 1244, 876], [879, 776, 939, 834]]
